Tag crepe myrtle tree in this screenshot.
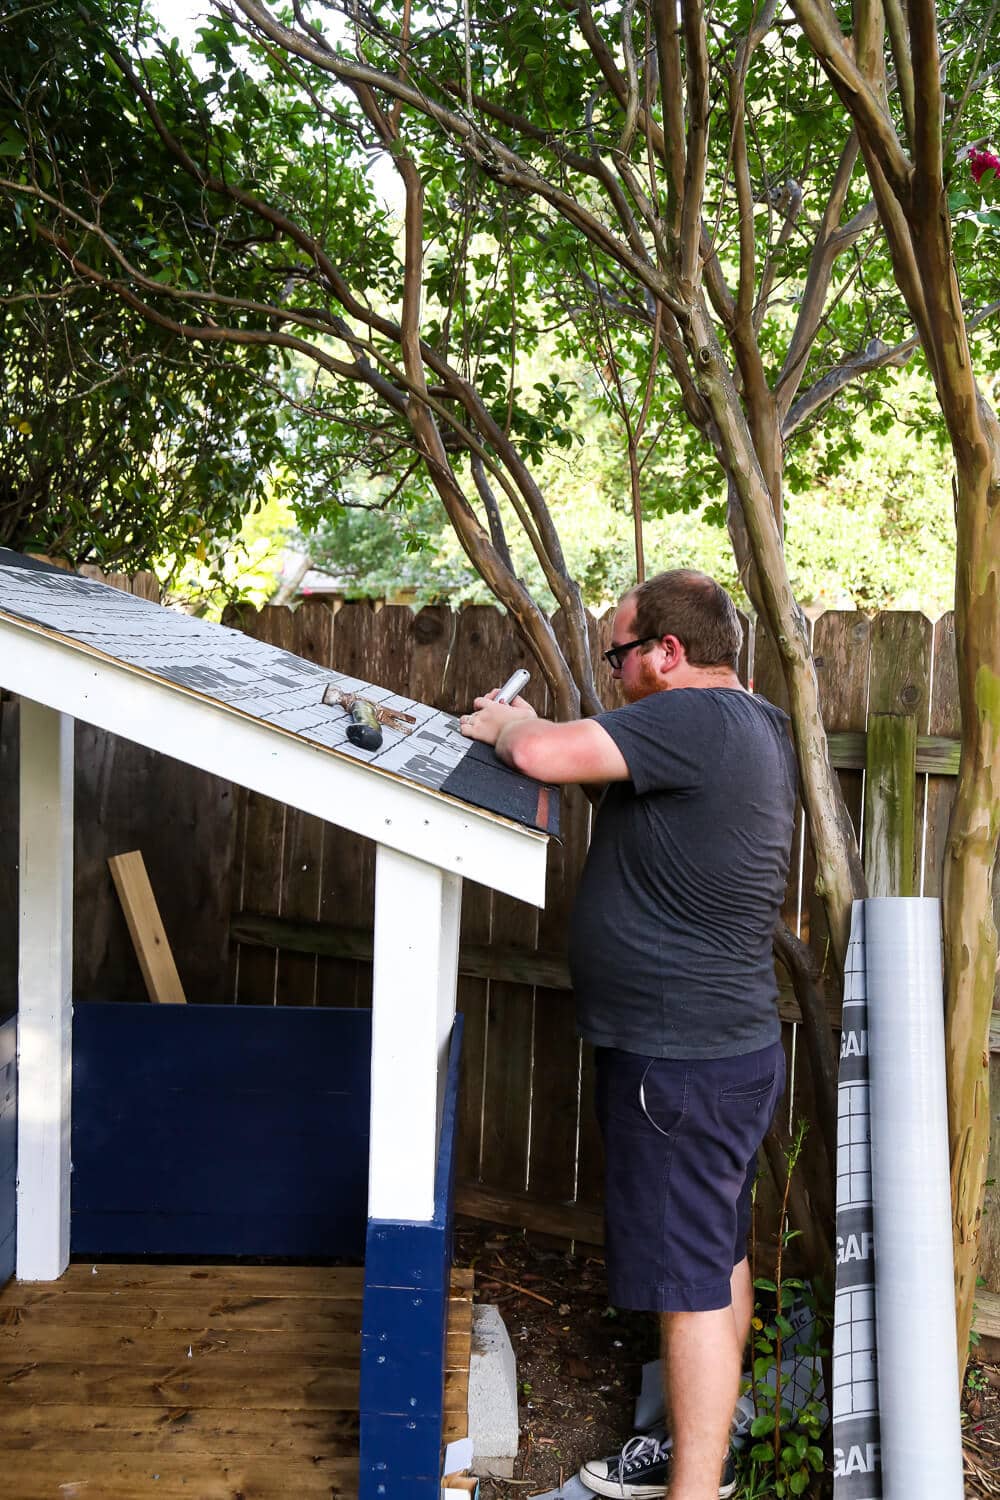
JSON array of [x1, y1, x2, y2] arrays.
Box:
[[787, 0, 1000, 1376], [3, 0, 999, 1344]]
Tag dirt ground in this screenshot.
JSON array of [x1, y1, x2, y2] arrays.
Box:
[[454, 1221, 1000, 1499]]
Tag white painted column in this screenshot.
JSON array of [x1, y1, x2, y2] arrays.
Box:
[[369, 844, 462, 1222], [16, 701, 74, 1280]]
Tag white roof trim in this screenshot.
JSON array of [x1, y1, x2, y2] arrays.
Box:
[[0, 614, 548, 906]]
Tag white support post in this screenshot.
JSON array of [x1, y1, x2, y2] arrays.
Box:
[[368, 844, 462, 1223], [16, 701, 74, 1280]]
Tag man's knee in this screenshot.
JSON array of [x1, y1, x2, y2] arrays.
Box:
[[661, 1304, 737, 1338]]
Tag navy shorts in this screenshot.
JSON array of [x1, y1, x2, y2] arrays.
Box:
[[594, 1040, 785, 1313]]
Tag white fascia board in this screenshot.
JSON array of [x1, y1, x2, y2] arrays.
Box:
[[0, 615, 548, 906]]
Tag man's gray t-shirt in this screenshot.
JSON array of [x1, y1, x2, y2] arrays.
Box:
[[568, 687, 797, 1060]]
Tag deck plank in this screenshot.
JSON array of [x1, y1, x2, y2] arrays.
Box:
[[1, 1324, 363, 1363], [0, 1403, 359, 1456], [11, 1263, 367, 1297], [1, 1289, 365, 1331], [0, 1262, 475, 1484], [0, 1358, 361, 1408], [0, 1450, 359, 1498], [1, 1321, 469, 1366]]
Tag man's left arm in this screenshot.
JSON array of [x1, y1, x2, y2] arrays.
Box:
[[460, 697, 629, 785]]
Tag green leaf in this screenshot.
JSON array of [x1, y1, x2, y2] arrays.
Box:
[[0, 126, 26, 157]]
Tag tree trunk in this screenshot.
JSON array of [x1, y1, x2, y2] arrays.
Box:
[[943, 461, 1000, 1370], [685, 303, 865, 966]]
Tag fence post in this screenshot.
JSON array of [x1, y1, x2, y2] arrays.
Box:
[[863, 712, 917, 896]]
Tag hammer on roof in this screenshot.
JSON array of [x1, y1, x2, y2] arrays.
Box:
[[322, 684, 416, 751]]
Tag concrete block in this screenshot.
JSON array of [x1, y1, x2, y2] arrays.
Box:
[[467, 1303, 519, 1478]]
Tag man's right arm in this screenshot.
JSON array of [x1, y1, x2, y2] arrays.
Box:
[[462, 705, 630, 786]]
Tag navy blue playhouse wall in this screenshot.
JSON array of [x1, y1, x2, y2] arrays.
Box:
[[0, 1014, 15, 1286], [360, 1018, 463, 1500], [71, 1003, 371, 1257]]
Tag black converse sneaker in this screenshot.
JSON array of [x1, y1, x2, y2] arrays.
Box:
[[578, 1436, 737, 1498]]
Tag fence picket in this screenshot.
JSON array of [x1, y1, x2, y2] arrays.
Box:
[[321, 603, 378, 1008], [574, 609, 617, 1210], [922, 613, 959, 898], [275, 602, 335, 1008], [809, 612, 871, 987], [472, 609, 537, 1196], [444, 606, 506, 1181], [232, 606, 298, 1005], [868, 612, 933, 896], [527, 611, 592, 1211]]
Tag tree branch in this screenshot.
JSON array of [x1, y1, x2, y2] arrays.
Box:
[[782, 335, 917, 437], [786, 0, 913, 201], [679, 0, 710, 288], [470, 453, 513, 573], [773, 137, 871, 416], [883, 0, 917, 150], [772, 921, 838, 1175], [783, 299, 1000, 438], [652, 0, 688, 234], [618, 0, 641, 156], [226, 0, 691, 316], [909, 0, 944, 190]]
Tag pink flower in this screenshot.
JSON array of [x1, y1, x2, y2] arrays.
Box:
[[969, 148, 1000, 185]]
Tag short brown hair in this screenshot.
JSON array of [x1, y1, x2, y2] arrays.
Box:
[[628, 569, 742, 670]]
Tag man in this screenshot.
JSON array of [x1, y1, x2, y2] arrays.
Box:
[[460, 569, 797, 1500]]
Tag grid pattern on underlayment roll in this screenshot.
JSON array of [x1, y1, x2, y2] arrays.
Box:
[[832, 903, 882, 1500], [864, 897, 963, 1500]]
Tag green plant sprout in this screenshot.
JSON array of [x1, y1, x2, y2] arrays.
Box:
[[739, 1120, 830, 1498]]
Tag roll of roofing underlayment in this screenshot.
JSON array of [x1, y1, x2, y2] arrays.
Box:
[[865, 897, 963, 1500], [832, 904, 880, 1500]]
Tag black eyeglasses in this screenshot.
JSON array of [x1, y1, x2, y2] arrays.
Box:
[[603, 636, 658, 671]]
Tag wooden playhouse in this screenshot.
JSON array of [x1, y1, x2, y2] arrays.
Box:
[[0, 549, 556, 1498]]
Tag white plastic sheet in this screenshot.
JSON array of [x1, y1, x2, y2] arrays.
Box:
[[865, 897, 963, 1500]]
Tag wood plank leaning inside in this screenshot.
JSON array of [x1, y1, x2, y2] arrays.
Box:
[[107, 851, 187, 1004]]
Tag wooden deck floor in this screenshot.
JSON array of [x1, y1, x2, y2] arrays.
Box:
[[0, 1262, 474, 1499]]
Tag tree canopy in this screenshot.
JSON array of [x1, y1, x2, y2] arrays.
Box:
[[0, 4, 306, 572], [298, 364, 957, 615]]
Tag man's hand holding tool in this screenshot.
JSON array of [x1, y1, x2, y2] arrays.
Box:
[[459, 669, 535, 747]]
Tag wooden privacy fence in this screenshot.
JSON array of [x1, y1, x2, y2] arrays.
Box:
[[1, 584, 997, 1283]]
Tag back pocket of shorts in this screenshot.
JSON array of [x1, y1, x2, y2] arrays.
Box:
[[719, 1072, 776, 1110]]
